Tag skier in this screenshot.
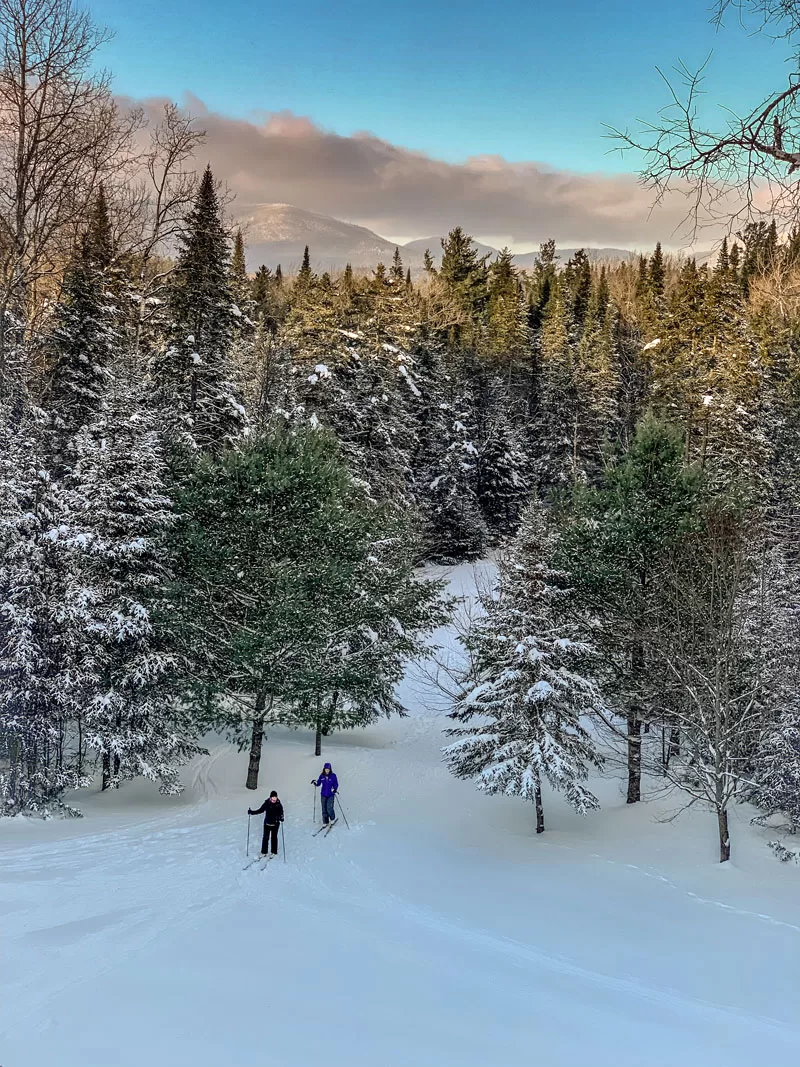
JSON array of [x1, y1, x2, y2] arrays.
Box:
[[248, 790, 284, 857], [312, 762, 339, 825]]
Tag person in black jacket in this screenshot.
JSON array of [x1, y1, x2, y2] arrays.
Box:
[[248, 790, 284, 857]]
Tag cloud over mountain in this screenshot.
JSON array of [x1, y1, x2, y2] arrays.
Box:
[[134, 95, 693, 250]]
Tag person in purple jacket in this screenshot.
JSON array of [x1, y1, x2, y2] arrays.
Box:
[[311, 762, 339, 825]]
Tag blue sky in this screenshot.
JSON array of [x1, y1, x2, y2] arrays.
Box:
[[92, 0, 782, 174]]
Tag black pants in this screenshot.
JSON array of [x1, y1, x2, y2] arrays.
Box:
[[262, 823, 280, 855]]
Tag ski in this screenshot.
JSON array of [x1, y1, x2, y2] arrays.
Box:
[[242, 856, 264, 870], [312, 824, 330, 836], [259, 855, 276, 869]]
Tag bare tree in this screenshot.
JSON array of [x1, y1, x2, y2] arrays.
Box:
[[123, 102, 205, 359], [0, 0, 139, 387], [647, 507, 793, 862], [611, 1, 800, 237]]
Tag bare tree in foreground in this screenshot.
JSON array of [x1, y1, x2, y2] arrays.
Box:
[[0, 0, 140, 388], [611, 1, 800, 238]]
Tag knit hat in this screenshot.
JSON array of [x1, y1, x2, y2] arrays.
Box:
[[269, 790, 278, 798]]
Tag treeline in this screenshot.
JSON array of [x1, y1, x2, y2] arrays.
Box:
[[3, 1, 800, 856]]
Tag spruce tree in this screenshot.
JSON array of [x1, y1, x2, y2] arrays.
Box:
[[43, 239, 115, 475], [391, 246, 405, 283], [69, 384, 199, 794], [155, 165, 246, 453], [446, 503, 603, 832]]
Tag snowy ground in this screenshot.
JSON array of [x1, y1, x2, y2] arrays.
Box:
[[3, 563, 800, 1066]]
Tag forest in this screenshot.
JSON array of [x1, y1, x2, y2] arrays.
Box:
[[2, 0, 800, 865]]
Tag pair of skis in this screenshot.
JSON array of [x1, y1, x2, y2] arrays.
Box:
[[242, 854, 277, 871], [312, 821, 337, 838]]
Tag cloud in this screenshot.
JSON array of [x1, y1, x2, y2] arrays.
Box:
[[133, 94, 696, 250]]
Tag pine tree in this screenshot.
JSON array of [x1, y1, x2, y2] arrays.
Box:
[[437, 227, 489, 347], [231, 230, 249, 304], [155, 166, 246, 453], [477, 398, 529, 539], [648, 242, 666, 303], [170, 427, 444, 788], [564, 249, 592, 329], [391, 246, 405, 283], [68, 384, 199, 794], [42, 239, 115, 475], [486, 248, 527, 361], [422, 395, 487, 561], [0, 402, 89, 813], [446, 503, 603, 832], [554, 416, 703, 804], [297, 245, 312, 287], [85, 184, 114, 269]]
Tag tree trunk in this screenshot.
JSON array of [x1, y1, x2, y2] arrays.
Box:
[[534, 778, 545, 834], [246, 691, 267, 790], [626, 714, 642, 804], [669, 727, 680, 759], [102, 752, 111, 792], [717, 805, 731, 863], [315, 720, 322, 757]]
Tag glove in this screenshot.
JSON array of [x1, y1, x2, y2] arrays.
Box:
[[247, 808, 253, 815], [310, 780, 317, 786]]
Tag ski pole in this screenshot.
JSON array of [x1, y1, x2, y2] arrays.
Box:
[[281, 822, 286, 864], [246, 813, 251, 856], [335, 794, 350, 830], [313, 784, 317, 824]]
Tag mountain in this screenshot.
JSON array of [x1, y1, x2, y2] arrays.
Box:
[[235, 204, 637, 275], [237, 204, 404, 272]]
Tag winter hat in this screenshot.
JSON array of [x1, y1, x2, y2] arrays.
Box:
[[269, 790, 278, 797]]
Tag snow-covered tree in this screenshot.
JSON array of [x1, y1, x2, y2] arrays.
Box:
[[477, 398, 528, 539], [0, 400, 89, 813], [68, 384, 199, 794], [422, 396, 487, 562], [445, 504, 603, 832]]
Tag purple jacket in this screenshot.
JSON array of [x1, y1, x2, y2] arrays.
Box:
[[316, 763, 339, 798]]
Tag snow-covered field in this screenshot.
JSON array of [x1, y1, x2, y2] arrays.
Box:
[[3, 564, 800, 1066]]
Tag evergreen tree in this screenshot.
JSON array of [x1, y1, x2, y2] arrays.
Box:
[[155, 166, 246, 453], [297, 245, 312, 287], [446, 503, 603, 832], [554, 416, 703, 804], [436, 227, 489, 347], [0, 403, 88, 813], [391, 246, 405, 283], [231, 229, 250, 305], [42, 240, 115, 475], [486, 248, 527, 361], [170, 427, 445, 788], [477, 398, 529, 539], [422, 396, 487, 562], [68, 384, 199, 794], [85, 184, 114, 269]]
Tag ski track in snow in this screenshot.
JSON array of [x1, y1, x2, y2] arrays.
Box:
[[3, 563, 800, 1066]]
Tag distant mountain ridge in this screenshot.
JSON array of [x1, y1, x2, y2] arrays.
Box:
[[236, 203, 637, 275]]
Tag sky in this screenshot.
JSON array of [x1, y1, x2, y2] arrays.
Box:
[[91, 0, 787, 249]]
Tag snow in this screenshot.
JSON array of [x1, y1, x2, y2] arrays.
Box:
[[3, 562, 800, 1066]]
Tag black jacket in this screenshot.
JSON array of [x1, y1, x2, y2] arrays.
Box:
[[250, 798, 284, 826]]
